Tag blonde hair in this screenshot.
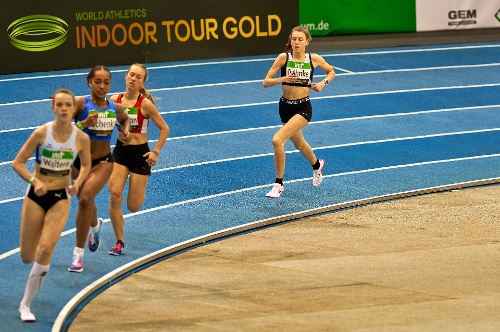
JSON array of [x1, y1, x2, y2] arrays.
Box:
[[128, 63, 155, 105], [284, 26, 312, 53]]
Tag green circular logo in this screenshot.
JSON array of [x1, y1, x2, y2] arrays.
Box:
[[7, 14, 68, 52]]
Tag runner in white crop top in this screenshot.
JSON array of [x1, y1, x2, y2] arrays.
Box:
[[12, 88, 91, 322], [35, 121, 78, 177]]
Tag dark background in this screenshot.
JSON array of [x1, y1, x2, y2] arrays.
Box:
[[0, 0, 298, 74]]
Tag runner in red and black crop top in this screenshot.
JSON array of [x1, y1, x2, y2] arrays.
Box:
[[116, 93, 149, 133], [262, 26, 336, 198], [107, 63, 170, 256], [111, 92, 152, 175]]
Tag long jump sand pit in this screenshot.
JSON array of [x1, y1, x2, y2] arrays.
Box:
[[70, 185, 500, 331]]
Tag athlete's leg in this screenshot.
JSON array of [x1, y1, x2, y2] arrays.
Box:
[[20, 198, 70, 321], [127, 172, 149, 212], [289, 125, 318, 165], [19, 198, 44, 264], [271, 114, 309, 178], [75, 162, 113, 249], [36, 199, 71, 264], [108, 163, 129, 243]]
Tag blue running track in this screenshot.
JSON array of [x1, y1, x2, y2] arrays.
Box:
[[1, 41, 500, 331]]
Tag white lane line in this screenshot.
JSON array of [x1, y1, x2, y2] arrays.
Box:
[[152, 128, 500, 172], [1, 62, 500, 108], [2, 152, 499, 260], [1, 151, 499, 208], [1, 124, 499, 168], [1, 81, 499, 130], [1, 44, 499, 83], [2, 122, 500, 167]]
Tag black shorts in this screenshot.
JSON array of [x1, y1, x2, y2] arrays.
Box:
[[26, 185, 69, 212], [113, 140, 151, 176], [73, 152, 113, 171], [279, 96, 312, 123]]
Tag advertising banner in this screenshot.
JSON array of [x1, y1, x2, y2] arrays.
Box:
[[299, 0, 416, 36], [416, 0, 500, 31], [0, 0, 298, 74]]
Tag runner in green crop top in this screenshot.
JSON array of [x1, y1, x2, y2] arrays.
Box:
[[263, 26, 336, 198], [280, 52, 314, 87]]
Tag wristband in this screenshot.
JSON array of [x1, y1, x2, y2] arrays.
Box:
[[323, 79, 329, 85], [151, 150, 160, 156], [29, 176, 36, 185], [76, 121, 84, 130]]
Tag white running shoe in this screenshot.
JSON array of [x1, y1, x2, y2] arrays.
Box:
[[313, 159, 326, 187], [19, 304, 36, 322], [266, 183, 284, 198]]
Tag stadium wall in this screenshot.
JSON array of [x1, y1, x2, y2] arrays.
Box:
[[299, 0, 500, 36], [2, 1, 499, 74]]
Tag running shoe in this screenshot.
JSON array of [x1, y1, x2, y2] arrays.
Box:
[[108, 241, 125, 256], [266, 183, 284, 198], [19, 305, 36, 322], [68, 255, 83, 273], [312, 159, 326, 187], [88, 218, 103, 252]]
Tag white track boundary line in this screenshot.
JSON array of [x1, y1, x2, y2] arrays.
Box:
[[1, 105, 499, 168], [2, 63, 500, 108]]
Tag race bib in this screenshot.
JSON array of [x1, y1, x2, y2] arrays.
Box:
[[88, 109, 116, 136], [286, 60, 312, 85], [124, 107, 139, 130], [40, 149, 74, 176]]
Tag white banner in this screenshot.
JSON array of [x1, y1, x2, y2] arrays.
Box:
[[416, 0, 500, 31]]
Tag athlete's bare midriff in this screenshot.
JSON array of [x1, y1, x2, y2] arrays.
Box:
[[126, 132, 148, 145], [90, 140, 111, 160], [281, 84, 310, 100]]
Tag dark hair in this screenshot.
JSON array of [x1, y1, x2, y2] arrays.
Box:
[[128, 63, 155, 105], [50, 86, 76, 106], [284, 26, 312, 53], [86, 65, 111, 83]]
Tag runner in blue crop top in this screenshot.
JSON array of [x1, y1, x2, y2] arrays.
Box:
[[262, 26, 336, 198], [74, 95, 119, 142], [69, 65, 131, 273]]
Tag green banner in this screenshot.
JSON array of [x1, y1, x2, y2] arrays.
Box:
[[299, 0, 416, 36]]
